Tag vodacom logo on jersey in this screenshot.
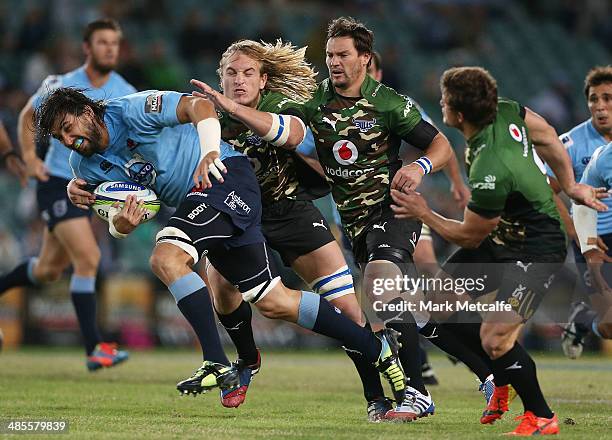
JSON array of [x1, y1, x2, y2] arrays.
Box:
[[333, 140, 358, 165], [326, 139, 373, 178]]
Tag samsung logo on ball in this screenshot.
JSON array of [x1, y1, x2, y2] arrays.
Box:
[[107, 182, 145, 192]]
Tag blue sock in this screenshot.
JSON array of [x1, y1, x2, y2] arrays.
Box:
[[592, 319, 603, 338], [0, 258, 38, 294], [297, 290, 380, 363], [70, 275, 101, 355], [170, 272, 229, 364]]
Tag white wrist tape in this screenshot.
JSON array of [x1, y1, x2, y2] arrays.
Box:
[[196, 118, 221, 160], [413, 156, 433, 175], [572, 203, 598, 253], [108, 206, 128, 239], [262, 114, 301, 147]]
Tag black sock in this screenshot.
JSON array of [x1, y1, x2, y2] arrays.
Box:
[[575, 305, 597, 332], [0, 260, 36, 294], [421, 321, 492, 382], [71, 293, 102, 355], [216, 301, 258, 365], [177, 287, 229, 365], [419, 343, 429, 367], [492, 343, 553, 418], [387, 316, 426, 394], [298, 291, 381, 362], [343, 322, 385, 402], [443, 319, 494, 369]]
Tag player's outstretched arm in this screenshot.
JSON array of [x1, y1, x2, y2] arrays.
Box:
[[526, 107, 607, 211], [0, 121, 27, 187], [390, 188, 498, 249], [190, 79, 306, 150]]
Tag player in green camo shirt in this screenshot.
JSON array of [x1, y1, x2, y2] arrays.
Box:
[[391, 66, 608, 435], [288, 17, 456, 421]]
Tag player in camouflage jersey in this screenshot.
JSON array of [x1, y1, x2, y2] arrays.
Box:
[[288, 17, 455, 420], [392, 67, 607, 435], [190, 40, 398, 420]]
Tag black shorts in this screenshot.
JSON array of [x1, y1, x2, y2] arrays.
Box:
[[261, 199, 335, 266], [350, 207, 421, 264], [36, 176, 90, 231], [571, 233, 612, 295], [443, 239, 566, 321]]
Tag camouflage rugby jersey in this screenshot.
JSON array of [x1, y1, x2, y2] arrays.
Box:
[[218, 90, 308, 206], [293, 75, 428, 239]]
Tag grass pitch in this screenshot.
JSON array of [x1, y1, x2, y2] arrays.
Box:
[[0, 348, 611, 439]]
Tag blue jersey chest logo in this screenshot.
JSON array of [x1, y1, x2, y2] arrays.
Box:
[[124, 154, 157, 186]]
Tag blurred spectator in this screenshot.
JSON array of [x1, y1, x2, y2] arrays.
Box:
[[117, 40, 148, 91], [143, 40, 187, 91], [528, 73, 576, 133], [16, 7, 50, 53]]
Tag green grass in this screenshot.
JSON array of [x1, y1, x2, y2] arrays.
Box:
[[0, 349, 611, 439]]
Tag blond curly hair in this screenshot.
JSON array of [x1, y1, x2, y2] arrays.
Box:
[[218, 39, 317, 103]]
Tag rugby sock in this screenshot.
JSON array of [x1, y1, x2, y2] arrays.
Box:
[[444, 314, 495, 370], [420, 321, 492, 382], [297, 291, 380, 362], [592, 319, 603, 338], [216, 301, 259, 365], [70, 275, 101, 355], [170, 273, 229, 365], [574, 305, 597, 334], [387, 316, 427, 394], [0, 258, 38, 294], [491, 343, 553, 418], [343, 322, 385, 402]]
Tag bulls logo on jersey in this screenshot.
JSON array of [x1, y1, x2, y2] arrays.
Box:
[[333, 140, 358, 165]]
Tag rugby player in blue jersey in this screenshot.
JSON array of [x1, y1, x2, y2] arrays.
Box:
[[542, 66, 612, 358], [0, 19, 135, 370], [570, 141, 612, 356], [40, 87, 411, 412]]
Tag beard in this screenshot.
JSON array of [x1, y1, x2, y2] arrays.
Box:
[[91, 58, 116, 75], [79, 119, 105, 157]]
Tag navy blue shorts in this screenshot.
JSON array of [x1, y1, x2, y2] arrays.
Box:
[[165, 156, 265, 260], [36, 176, 90, 231], [183, 156, 262, 234]]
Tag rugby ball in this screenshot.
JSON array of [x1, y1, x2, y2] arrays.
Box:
[[93, 181, 160, 223]]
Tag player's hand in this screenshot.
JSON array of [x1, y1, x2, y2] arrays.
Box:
[[111, 195, 146, 234], [391, 163, 424, 192], [390, 189, 429, 219], [24, 156, 49, 182], [567, 183, 609, 212], [5, 154, 28, 187], [451, 181, 471, 209], [193, 151, 227, 189], [67, 178, 95, 210], [190, 79, 238, 115]]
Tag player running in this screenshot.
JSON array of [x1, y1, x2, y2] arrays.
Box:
[[285, 17, 460, 420], [0, 19, 134, 371], [391, 66, 607, 435], [546, 66, 612, 358], [43, 87, 411, 413]]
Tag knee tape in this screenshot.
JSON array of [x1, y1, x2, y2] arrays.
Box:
[[310, 265, 355, 301], [156, 226, 199, 264]]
